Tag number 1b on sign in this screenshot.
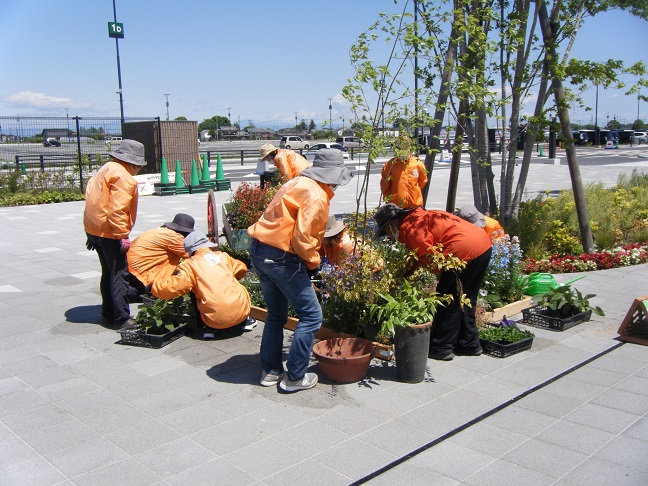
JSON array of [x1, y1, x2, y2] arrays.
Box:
[[108, 22, 124, 39]]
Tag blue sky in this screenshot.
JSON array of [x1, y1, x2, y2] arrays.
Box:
[[1, 1, 646, 129]]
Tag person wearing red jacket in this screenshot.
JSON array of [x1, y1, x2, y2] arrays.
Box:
[[259, 143, 310, 182], [380, 135, 428, 208], [248, 149, 353, 392], [127, 213, 195, 299], [84, 140, 146, 329], [375, 203, 493, 360]]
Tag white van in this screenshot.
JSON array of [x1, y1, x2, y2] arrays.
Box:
[[105, 136, 122, 145]]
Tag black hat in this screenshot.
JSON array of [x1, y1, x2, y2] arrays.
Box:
[[374, 203, 414, 239], [164, 213, 195, 233]]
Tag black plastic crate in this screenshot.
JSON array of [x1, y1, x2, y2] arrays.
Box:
[[522, 305, 592, 332], [141, 294, 157, 307], [117, 323, 187, 349], [480, 336, 534, 358]]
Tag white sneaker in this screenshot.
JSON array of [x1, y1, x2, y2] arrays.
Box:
[[241, 317, 257, 332], [260, 370, 284, 387], [279, 373, 318, 392]]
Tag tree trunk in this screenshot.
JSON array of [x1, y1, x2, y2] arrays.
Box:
[[538, 0, 595, 253]]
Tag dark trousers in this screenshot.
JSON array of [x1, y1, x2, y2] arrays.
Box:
[[87, 233, 130, 323], [431, 247, 492, 354]]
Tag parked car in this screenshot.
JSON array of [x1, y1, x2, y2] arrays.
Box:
[[306, 142, 349, 159], [632, 131, 648, 144], [335, 136, 364, 149], [279, 136, 310, 150], [105, 136, 122, 145], [43, 138, 61, 147]]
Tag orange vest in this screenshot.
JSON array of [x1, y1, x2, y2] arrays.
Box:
[[247, 176, 333, 270], [273, 149, 310, 181], [380, 155, 428, 208], [484, 215, 505, 241], [151, 248, 250, 329], [83, 161, 138, 239], [127, 227, 188, 285]]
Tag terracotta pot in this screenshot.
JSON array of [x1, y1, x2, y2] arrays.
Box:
[[313, 337, 375, 384]]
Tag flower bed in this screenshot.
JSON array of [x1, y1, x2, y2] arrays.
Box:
[[523, 243, 648, 274]]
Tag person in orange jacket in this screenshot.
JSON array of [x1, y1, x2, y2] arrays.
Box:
[[259, 143, 310, 182], [84, 140, 147, 329], [455, 204, 506, 241], [319, 214, 357, 267], [380, 135, 428, 208], [126, 213, 195, 299], [375, 203, 493, 361], [248, 149, 353, 392], [150, 231, 255, 334]]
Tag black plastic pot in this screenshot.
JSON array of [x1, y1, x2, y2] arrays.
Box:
[[393, 322, 432, 383]]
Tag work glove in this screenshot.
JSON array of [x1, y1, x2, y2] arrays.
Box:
[[85, 238, 96, 252], [120, 238, 131, 253], [307, 267, 320, 279], [144, 283, 153, 294]]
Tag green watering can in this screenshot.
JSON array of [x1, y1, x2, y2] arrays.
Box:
[[520, 273, 586, 296]]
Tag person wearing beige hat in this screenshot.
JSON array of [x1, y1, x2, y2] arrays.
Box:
[[320, 214, 356, 267], [84, 139, 147, 329], [259, 143, 310, 182]]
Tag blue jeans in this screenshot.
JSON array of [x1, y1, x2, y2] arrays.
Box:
[[250, 239, 322, 381]]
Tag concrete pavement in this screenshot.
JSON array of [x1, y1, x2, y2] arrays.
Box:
[[0, 151, 647, 485]]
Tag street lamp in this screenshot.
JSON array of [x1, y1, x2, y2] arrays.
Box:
[[328, 98, 332, 136], [227, 107, 231, 125], [295, 112, 298, 133], [164, 93, 170, 121], [112, 0, 125, 132], [65, 108, 69, 135]]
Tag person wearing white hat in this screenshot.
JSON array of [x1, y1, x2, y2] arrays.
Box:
[[248, 149, 353, 392], [84, 139, 147, 329], [258, 143, 310, 182]]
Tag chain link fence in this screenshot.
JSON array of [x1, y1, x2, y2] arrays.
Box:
[[0, 116, 159, 192]]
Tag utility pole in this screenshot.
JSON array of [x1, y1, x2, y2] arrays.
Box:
[[295, 112, 298, 133], [227, 107, 231, 125], [112, 0, 125, 132], [164, 93, 170, 121], [328, 98, 333, 137]]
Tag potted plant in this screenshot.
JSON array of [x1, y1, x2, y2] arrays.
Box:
[[478, 319, 535, 358], [118, 295, 194, 348], [222, 182, 278, 251], [522, 284, 605, 331], [368, 280, 453, 383]]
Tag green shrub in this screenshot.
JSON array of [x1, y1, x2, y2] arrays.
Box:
[[0, 190, 85, 207]]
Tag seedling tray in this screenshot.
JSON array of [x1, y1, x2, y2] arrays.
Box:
[[479, 336, 534, 358], [522, 305, 592, 332], [117, 323, 187, 349]]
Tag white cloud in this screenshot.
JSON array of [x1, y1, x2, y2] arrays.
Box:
[[5, 90, 93, 110]]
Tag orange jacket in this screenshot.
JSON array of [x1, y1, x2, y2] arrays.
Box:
[[273, 149, 310, 181], [484, 215, 505, 241], [320, 232, 356, 267], [247, 176, 333, 270], [151, 248, 250, 329], [84, 161, 138, 239], [380, 155, 428, 208], [127, 227, 188, 285], [398, 208, 492, 265]]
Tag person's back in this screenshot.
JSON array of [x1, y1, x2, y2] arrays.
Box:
[[127, 213, 194, 286], [151, 233, 250, 330]]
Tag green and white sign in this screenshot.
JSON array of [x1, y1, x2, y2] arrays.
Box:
[[108, 22, 124, 39]]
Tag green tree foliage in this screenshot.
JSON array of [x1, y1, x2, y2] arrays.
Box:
[[174, 116, 187, 121], [198, 116, 230, 135]]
